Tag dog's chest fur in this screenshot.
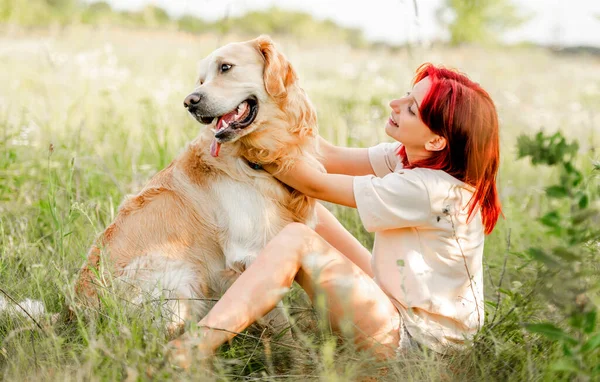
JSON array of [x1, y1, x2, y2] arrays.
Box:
[[178, 141, 315, 273], [209, 176, 289, 271]]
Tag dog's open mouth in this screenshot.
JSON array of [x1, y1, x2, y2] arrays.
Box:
[[199, 97, 258, 157]]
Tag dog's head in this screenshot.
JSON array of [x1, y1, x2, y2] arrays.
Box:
[[184, 35, 317, 161]]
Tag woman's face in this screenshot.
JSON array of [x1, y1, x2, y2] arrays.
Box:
[[385, 76, 438, 154]]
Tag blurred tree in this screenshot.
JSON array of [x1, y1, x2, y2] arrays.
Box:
[[0, 0, 64, 26], [116, 5, 170, 28], [45, 0, 76, 10], [437, 0, 529, 45], [80, 1, 112, 25], [140, 5, 170, 27], [0, 2, 366, 47], [86, 1, 111, 13], [228, 7, 366, 47], [177, 14, 210, 33]]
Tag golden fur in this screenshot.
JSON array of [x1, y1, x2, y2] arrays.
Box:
[[74, 36, 322, 334]]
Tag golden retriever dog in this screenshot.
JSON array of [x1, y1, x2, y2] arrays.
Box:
[[73, 35, 322, 336]]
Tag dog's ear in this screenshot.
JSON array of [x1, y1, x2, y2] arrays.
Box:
[[253, 35, 297, 98]]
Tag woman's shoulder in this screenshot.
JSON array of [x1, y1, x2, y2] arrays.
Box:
[[407, 168, 481, 224], [407, 167, 475, 193]]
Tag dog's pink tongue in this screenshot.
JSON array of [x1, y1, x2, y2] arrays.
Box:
[[211, 105, 246, 158], [210, 139, 221, 157]]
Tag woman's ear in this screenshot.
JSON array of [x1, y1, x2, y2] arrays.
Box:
[[253, 35, 297, 98], [425, 135, 447, 152]]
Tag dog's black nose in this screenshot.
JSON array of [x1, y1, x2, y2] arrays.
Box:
[[184, 93, 201, 108]]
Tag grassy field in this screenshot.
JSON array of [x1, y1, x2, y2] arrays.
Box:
[[0, 26, 599, 381]]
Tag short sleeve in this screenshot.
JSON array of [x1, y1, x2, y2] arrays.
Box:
[[368, 142, 402, 177], [353, 170, 431, 232]]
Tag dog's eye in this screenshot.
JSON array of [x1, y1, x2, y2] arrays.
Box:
[[220, 64, 232, 72]]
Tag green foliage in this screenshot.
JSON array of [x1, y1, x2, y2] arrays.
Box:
[[176, 14, 210, 34], [517, 131, 579, 166], [79, 1, 112, 25], [517, 130, 600, 378], [0, 1, 365, 46], [0, 0, 75, 26], [117, 5, 171, 28], [226, 8, 366, 47], [437, 0, 529, 45]]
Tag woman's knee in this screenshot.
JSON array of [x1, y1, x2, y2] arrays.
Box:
[[257, 223, 309, 262], [251, 223, 318, 287], [263, 223, 324, 265], [272, 223, 315, 248], [281, 222, 314, 236]]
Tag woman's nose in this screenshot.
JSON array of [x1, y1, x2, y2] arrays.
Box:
[[389, 99, 401, 111]]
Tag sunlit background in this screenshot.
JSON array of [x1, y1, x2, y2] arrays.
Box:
[[95, 0, 600, 47], [1, 0, 599, 380]]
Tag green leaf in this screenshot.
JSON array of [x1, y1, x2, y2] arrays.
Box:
[[396, 259, 405, 267], [545, 186, 569, 198], [539, 211, 561, 228], [581, 333, 600, 353], [578, 193, 589, 209], [571, 169, 583, 187], [563, 161, 577, 175], [552, 247, 579, 262], [569, 313, 584, 330], [550, 358, 580, 373], [583, 310, 597, 334], [525, 323, 578, 345]]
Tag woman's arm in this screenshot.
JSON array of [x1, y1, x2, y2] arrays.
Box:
[[319, 137, 375, 176], [264, 160, 357, 208], [314, 203, 373, 277]]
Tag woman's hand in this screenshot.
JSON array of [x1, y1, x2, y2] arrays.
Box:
[[264, 160, 357, 208]]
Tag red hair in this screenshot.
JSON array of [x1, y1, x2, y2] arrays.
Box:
[[398, 63, 502, 234]]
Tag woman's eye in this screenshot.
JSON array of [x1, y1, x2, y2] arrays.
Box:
[[221, 64, 232, 72], [407, 105, 415, 115]]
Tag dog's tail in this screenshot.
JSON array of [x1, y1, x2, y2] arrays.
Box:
[[0, 292, 49, 326]]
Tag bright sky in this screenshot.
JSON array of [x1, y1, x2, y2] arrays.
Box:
[[103, 0, 600, 47]]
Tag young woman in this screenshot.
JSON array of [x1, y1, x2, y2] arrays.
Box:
[[169, 63, 502, 363]]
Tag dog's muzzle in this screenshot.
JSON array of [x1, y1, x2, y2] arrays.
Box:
[[184, 92, 215, 124], [183, 92, 200, 109], [183, 92, 259, 157]]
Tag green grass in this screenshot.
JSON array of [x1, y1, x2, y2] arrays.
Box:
[[0, 26, 599, 380]]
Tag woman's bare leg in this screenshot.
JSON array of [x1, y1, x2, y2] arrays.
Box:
[[168, 223, 400, 367]]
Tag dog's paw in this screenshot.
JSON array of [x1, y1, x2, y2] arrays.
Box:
[[166, 333, 213, 370], [166, 337, 193, 370]]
